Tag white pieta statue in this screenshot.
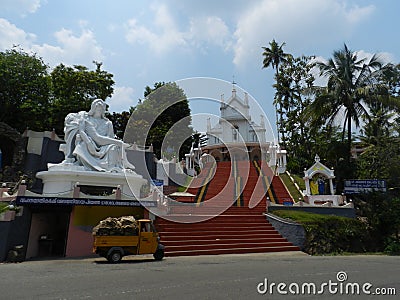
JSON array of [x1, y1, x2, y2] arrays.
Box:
[[60, 98, 135, 172]]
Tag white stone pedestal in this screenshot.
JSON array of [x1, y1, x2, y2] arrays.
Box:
[[37, 166, 147, 199]]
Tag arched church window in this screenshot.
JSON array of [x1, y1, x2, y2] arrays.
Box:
[[232, 124, 239, 141]]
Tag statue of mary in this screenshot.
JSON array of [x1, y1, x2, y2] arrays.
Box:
[[60, 99, 135, 172]]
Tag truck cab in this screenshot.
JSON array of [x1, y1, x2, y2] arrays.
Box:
[[93, 219, 164, 263]]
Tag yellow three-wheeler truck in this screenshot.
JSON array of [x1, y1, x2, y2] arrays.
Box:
[[93, 219, 164, 263]]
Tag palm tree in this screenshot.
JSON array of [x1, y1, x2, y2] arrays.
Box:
[[262, 39, 291, 144], [304, 44, 392, 162], [360, 101, 395, 148]]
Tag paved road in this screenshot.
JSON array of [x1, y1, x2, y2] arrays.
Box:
[[0, 252, 399, 299]]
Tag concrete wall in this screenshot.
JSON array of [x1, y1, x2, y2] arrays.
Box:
[[126, 150, 156, 181], [0, 220, 12, 261], [268, 205, 356, 218], [0, 207, 32, 261], [266, 213, 306, 251]]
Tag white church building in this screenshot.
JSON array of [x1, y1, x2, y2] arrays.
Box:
[[200, 86, 286, 171]]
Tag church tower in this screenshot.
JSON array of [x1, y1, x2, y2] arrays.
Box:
[[203, 85, 268, 162]]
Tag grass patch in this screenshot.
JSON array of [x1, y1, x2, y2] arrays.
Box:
[[176, 176, 194, 192], [272, 209, 362, 225], [272, 209, 344, 223], [271, 210, 370, 255], [280, 173, 303, 202], [291, 173, 306, 191]]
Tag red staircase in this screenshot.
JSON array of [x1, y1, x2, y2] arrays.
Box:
[[271, 176, 294, 205], [155, 214, 299, 257], [154, 161, 300, 257]]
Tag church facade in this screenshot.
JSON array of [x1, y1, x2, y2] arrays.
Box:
[[203, 86, 270, 162]]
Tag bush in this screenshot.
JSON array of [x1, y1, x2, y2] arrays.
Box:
[[272, 210, 370, 255], [384, 238, 400, 255], [353, 192, 400, 253]]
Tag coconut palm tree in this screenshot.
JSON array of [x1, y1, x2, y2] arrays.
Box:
[[304, 44, 393, 162], [262, 39, 291, 144]]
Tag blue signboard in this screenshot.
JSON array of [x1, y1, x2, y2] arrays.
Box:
[[344, 179, 387, 194], [152, 179, 164, 186]]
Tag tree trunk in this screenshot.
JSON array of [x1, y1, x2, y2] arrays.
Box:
[[347, 112, 352, 163], [275, 66, 280, 145]]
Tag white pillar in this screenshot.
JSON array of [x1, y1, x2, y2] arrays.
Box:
[[185, 155, 190, 171], [329, 178, 334, 195], [304, 177, 311, 195]]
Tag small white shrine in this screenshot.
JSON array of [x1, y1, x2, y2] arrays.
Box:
[[303, 154, 335, 196], [303, 155, 344, 206]]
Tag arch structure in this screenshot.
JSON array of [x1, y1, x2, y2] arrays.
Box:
[[303, 154, 335, 196]]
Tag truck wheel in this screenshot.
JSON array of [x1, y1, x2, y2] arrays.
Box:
[[153, 248, 164, 261], [107, 250, 122, 263]]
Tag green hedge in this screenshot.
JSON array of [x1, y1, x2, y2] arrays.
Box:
[[0, 202, 9, 213], [272, 210, 369, 255]]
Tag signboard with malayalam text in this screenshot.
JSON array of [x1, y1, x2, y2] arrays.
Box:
[[344, 179, 387, 194], [16, 196, 157, 207]]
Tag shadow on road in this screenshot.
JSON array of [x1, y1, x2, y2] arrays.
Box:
[[94, 257, 163, 265]]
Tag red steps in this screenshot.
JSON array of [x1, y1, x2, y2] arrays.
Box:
[[271, 176, 294, 205], [156, 216, 299, 256], [154, 161, 300, 257], [160, 233, 284, 241], [168, 204, 266, 215], [155, 214, 300, 257], [162, 246, 300, 257]]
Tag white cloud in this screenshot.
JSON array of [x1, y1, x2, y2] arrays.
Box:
[[0, 18, 105, 67], [345, 4, 375, 24], [107, 86, 136, 112], [0, 18, 104, 68], [233, 0, 376, 67], [32, 28, 105, 68], [0, 18, 36, 50], [125, 4, 232, 55], [188, 16, 231, 50], [0, 0, 42, 16], [125, 4, 186, 54]]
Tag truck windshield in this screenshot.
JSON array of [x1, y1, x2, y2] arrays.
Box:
[[142, 223, 152, 232]]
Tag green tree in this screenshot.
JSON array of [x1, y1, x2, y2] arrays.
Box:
[[124, 82, 193, 159], [106, 108, 135, 139], [356, 100, 400, 186], [262, 39, 291, 144], [49, 61, 114, 134], [383, 63, 400, 98], [0, 48, 51, 132], [354, 192, 400, 252], [305, 44, 392, 164], [274, 55, 315, 157]]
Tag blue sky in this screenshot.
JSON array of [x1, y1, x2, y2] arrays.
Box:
[[1, 0, 399, 134]]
